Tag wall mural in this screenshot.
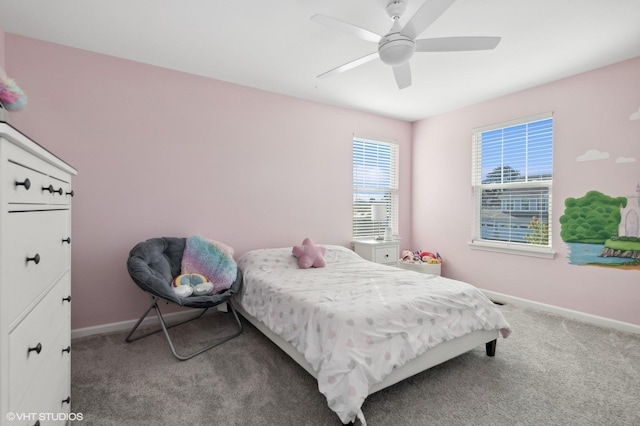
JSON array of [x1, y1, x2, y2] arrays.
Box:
[[560, 105, 640, 270]]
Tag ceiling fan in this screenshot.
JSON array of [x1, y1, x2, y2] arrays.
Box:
[[311, 0, 501, 89]]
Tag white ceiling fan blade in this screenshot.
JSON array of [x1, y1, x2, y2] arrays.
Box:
[[400, 0, 456, 40], [317, 52, 379, 79], [416, 36, 501, 52], [393, 63, 412, 89], [310, 14, 381, 43]]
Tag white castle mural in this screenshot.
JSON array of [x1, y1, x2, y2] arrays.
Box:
[[619, 183, 640, 238]]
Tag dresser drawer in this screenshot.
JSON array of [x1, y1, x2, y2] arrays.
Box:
[[12, 325, 70, 426], [374, 246, 398, 264], [2, 140, 73, 207], [12, 324, 71, 425], [9, 273, 71, 409], [3, 209, 71, 322], [3, 160, 49, 206], [48, 361, 71, 423]]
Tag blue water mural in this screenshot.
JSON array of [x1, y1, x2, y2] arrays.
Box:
[[566, 242, 637, 266]]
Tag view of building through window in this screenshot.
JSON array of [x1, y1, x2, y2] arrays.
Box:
[[473, 115, 554, 246]]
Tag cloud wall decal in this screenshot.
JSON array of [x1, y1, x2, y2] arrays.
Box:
[[630, 106, 640, 121], [577, 149, 610, 162], [616, 157, 636, 163]]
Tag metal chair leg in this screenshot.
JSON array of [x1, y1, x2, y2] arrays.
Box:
[[124, 298, 159, 343], [125, 296, 243, 361], [156, 301, 243, 360], [125, 297, 209, 343]]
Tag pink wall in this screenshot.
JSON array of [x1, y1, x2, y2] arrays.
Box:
[[412, 57, 640, 326], [5, 30, 638, 329], [4, 34, 413, 330], [0, 28, 4, 69]]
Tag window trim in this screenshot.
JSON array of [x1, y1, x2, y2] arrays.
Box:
[[470, 113, 556, 259], [468, 239, 555, 259]]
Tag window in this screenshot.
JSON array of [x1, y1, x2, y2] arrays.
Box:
[[353, 137, 399, 239], [471, 113, 554, 258]]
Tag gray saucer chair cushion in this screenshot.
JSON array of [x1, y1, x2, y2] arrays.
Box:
[[127, 237, 241, 308]]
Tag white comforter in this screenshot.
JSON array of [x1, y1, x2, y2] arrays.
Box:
[[236, 245, 511, 424]]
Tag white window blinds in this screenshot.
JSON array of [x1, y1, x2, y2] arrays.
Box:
[[472, 114, 554, 250], [353, 137, 399, 239]]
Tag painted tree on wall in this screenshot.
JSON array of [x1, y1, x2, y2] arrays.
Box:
[[559, 191, 627, 243]]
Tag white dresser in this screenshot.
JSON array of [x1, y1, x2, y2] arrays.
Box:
[[0, 123, 77, 425], [352, 239, 400, 266]]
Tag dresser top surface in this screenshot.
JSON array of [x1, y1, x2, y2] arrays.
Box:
[[0, 122, 77, 175]]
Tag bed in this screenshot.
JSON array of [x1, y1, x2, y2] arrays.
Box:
[[234, 245, 511, 425]]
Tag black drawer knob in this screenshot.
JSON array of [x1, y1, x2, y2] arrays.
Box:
[[28, 342, 42, 355], [26, 253, 41, 264], [62, 396, 71, 405], [42, 185, 63, 195], [15, 178, 31, 190], [62, 345, 71, 354], [63, 295, 72, 303], [62, 237, 71, 244], [66, 190, 75, 197]]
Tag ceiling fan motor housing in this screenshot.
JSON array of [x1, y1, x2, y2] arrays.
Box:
[[379, 1, 414, 66], [379, 33, 415, 66]]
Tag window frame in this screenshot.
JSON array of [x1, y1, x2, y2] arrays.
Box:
[[352, 136, 399, 240], [470, 113, 556, 259]]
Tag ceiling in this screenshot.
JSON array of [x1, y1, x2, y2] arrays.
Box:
[[1, 0, 639, 122]]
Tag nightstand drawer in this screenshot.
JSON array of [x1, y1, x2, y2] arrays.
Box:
[[353, 240, 400, 266], [374, 246, 398, 264]]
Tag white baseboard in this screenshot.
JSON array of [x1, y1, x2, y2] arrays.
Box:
[[482, 290, 640, 335], [71, 303, 228, 340]]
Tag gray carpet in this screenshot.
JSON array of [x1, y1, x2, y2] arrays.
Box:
[[70, 303, 640, 425]]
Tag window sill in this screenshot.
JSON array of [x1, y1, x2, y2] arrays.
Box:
[[469, 240, 556, 259]]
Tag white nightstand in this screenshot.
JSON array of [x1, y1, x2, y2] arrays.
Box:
[[397, 262, 442, 276], [352, 239, 400, 266]]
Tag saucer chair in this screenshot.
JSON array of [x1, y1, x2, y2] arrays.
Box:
[[125, 237, 242, 360]]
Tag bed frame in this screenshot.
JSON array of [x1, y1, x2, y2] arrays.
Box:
[[233, 301, 498, 395]]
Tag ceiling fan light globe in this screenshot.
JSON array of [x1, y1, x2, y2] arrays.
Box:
[[379, 39, 415, 66]]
